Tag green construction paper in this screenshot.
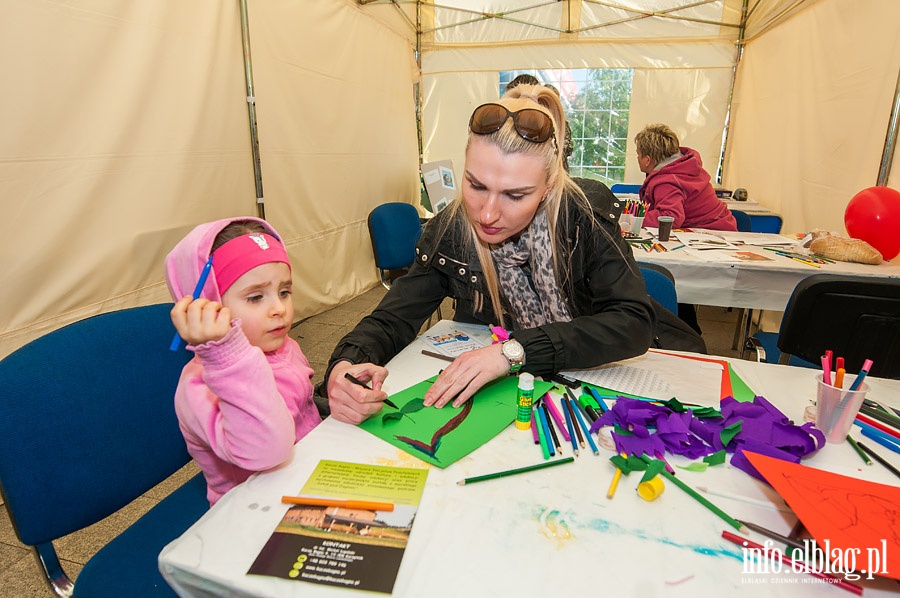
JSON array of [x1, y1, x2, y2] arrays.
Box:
[[728, 365, 756, 402], [719, 420, 742, 447], [704, 449, 726, 466], [677, 462, 709, 472], [359, 375, 553, 468], [640, 459, 666, 483]]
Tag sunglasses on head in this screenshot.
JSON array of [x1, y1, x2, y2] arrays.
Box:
[[469, 103, 556, 144]]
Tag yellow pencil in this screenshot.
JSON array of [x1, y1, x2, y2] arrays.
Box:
[[606, 452, 627, 499], [281, 497, 394, 511]]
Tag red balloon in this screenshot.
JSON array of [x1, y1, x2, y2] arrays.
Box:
[[844, 186, 900, 260]]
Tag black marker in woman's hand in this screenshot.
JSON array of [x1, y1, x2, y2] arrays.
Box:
[[344, 372, 398, 409]]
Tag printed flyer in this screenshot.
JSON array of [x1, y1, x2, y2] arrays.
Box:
[[248, 460, 429, 593]]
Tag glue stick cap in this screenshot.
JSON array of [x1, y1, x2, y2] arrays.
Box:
[[518, 372, 534, 389], [637, 476, 665, 501]]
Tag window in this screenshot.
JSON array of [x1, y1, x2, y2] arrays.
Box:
[[500, 69, 634, 186]]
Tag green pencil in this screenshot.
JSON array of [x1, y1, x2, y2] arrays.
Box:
[[846, 434, 873, 465], [457, 456, 575, 485], [640, 455, 745, 532]]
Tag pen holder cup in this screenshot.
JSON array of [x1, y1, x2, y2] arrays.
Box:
[[619, 213, 633, 232], [657, 216, 675, 242], [630, 216, 645, 235], [814, 373, 869, 444]]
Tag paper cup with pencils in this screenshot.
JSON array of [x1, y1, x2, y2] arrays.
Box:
[[815, 372, 869, 443]]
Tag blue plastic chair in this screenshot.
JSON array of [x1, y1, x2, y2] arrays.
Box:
[[748, 214, 783, 234], [730, 209, 752, 232], [611, 183, 641, 194], [638, 262, 678, 315], [0, 304, 209, 597], [368, 202, 423, 289]]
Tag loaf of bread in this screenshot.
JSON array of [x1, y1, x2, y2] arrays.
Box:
[[806, 230, 883, 265]]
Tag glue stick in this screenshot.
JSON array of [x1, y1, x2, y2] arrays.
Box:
[[515, 373, 535, 430]]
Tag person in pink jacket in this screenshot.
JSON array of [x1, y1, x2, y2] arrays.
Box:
[[635, 124, 737, 231], [165, 217, 321, 505]]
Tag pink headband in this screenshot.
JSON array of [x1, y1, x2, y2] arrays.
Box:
[[211, 232, 291, 294]]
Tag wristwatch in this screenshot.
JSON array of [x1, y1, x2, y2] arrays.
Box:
[[501, 339, 525, 374]]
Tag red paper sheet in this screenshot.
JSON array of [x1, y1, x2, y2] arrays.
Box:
[[745, 451, 900, 580]]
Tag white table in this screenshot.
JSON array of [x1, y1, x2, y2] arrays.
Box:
[[633, 230, 900, 312], [160, 321, 900, 597], [722, 199, 777, 216]]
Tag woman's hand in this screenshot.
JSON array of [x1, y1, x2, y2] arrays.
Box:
[[327, 360, 389, 425], [423, 343, 510, 408], [170, 296, 232, 346]]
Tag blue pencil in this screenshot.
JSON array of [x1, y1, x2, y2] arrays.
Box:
[[587, 387, 609, 413], [571, 395, 600, 455], [859, 427, 900, 456], [169, 255, 214, 351], [562, 397, 579, 456]]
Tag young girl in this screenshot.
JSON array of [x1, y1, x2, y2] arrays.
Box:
[[165, 217, 321, 505]]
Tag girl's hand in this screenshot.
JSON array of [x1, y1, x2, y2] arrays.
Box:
[[327, 361, 389, 425], [423, 343, 509, 408], [170, 296, 232, 346]]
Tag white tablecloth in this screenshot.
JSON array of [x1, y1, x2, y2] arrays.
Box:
[[633, 230, 900, 311], [160, 321, 900, 597]]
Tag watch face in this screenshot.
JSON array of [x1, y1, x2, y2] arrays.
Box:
[[503, 340, 524, 361]]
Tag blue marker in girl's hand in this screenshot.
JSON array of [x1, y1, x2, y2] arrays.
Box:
[[169, 255, 214, 351]]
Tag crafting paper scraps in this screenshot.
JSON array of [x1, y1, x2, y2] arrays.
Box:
[[591, 394, 826, 478]]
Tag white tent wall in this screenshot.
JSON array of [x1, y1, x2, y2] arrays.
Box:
[[725, 0, 900, 239], [248, 0, 419, 315], [421, 41, 736, 185], [0, 0, 420, 358]]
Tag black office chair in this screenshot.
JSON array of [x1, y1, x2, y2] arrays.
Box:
[[368, 202, 423, 290], [746, 274, 900, 378]]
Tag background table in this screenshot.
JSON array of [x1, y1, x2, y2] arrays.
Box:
[[633, 230, 900, 312], [160, 321, 900, 597]]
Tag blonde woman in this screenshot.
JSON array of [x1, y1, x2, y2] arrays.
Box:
[[326, 86, 703, 425]]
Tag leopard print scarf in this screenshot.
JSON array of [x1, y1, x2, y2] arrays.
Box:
[[491, 208, 572, 328]]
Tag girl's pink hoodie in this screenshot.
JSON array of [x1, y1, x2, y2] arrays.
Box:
[[165, 217, 321, 505]]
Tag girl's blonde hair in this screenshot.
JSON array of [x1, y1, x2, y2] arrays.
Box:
[[441, 84, 593, 327]]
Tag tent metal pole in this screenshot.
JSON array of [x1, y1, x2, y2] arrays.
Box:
[[877, 67, 900, 187], [239, 0, 266, 220], [717, 0, 749, 186]]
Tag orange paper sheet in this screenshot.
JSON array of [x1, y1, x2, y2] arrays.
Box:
[[745, 451, 900, 580]]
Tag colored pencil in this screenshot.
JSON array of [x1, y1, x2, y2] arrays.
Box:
[[282, 497, 394, 511], [564, 391, 586, 448], [846, 434, 873, 465], [562, 396, 579, 456], [854, 413, 900, 441], [641, 455, 744, 532], [848, 359, 873, 391], [344, 373, 398, 409], [541, 403, 562, 455], [457, 456, 575, 485], [720, 531, 862, 595], [736, 520, 805, 551], [586, 386, 609, 413], [860, 427, 900, 456], [859, 404, 900, 431], [535, 405, 551, 460], [542, 395, 571, 441], [169, 255, 214, 351], [570, 394, 600, 455], [421, 349, 455, 362], [607, 452, 627, 499], [696, 486, 792, 514], [857, 441, 900, 481], [530, 411, 540, 444]]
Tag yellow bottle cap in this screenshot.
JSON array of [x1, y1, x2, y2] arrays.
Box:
[[637, 476, 665, 501]]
